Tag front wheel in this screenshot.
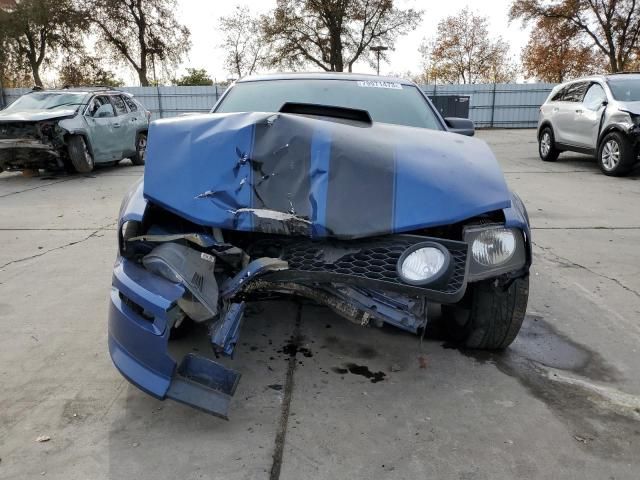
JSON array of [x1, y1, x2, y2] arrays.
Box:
[[598, 131, 636, 176], [443, 276, 529, 350], [131, 132, 147, 166], [67, 136, 94, 173]]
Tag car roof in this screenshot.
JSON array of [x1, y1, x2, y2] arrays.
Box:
[[559, 73, 640, 85], [28, 87, 126, 95], [237, 72, 416, 86]]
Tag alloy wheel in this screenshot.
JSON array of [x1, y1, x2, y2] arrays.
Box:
[[540, 132, 550, 157], [601, 139, 620, 171]]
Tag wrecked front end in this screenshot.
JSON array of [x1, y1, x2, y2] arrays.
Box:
[[108, 112, 531, 418], [0, 112, 75, 171]]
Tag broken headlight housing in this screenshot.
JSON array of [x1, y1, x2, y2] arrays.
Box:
[[118, 220, 141, 256], [463, 225, 526, 281]]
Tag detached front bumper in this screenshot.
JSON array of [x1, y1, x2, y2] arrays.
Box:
[[108, 257, 241, 419], [0, 138, 62, 169]]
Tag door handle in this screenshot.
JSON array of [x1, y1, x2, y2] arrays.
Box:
[[575, 109, 583, 114], [552, 107, 559, 112], [113, 123, 121, 128]]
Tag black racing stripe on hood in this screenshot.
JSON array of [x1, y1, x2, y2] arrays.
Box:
[[325, 125, 395, 237], [250, 116, 312, 218]]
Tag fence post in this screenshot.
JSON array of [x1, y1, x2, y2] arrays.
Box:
[[490, 82, 497, 128], [156, 85, 164, 119]]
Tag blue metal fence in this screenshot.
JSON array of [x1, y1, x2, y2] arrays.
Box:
[[1, 82, 556, 128]]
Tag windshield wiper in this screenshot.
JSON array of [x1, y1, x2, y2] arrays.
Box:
[[46, 102, 83, 110]]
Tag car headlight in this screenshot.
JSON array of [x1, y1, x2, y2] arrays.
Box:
[[397, 242, 453, 287], [471, 228, 516, 266], [464, 225, 526, 281]]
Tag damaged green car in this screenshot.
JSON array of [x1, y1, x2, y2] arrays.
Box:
[[0, 87, 150, 173]]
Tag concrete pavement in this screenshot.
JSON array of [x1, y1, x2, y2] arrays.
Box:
[[1, 131, 639, 479]]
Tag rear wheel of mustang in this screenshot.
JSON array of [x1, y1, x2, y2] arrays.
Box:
[[597, 131, 636, 176], [131, 132, 147, 166], [538, 127, 559, 162], [67, 135, 94, 173], [443, 276, 529, 350]]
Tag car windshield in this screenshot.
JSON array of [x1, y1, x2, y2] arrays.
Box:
[[4, 92, 87, 112], [607, 78, 640, 102], [215, 79, 443, 130]]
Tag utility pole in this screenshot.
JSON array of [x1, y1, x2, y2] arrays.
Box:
[[370, 46, 389, 75]]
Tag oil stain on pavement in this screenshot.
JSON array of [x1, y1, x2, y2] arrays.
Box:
[[451, 315, 640, 461]]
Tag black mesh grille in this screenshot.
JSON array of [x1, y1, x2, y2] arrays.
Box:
[[279, 235, 468, 297]]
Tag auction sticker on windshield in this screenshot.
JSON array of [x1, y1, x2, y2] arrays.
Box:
[[357, 80, 402, 89]]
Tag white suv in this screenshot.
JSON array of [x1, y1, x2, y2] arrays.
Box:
[[538, 73, 640, 176]]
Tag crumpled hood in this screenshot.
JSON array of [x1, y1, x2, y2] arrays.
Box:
[[143, 112, 511, 239], [0, 109, 77, 122], [617, 101, 640, 115]]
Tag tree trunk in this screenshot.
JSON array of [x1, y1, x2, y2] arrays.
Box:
[[30, 62, 43, 87], [138, 68, 149, 86]]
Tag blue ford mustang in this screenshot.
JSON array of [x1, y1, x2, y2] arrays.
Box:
[[109, 73, 531, 418]]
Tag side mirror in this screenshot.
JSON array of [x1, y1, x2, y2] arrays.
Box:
[[445, 117, 475, 137]]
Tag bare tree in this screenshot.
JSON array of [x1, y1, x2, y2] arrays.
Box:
[[262, 0, 422, 73], [510, 0, 640, 73], [0, 0, 86, 87], [86, 0, 191, 86], [521, 16, 604, 82], [420, 8, 518, 84], [219, 6, 268, 78]]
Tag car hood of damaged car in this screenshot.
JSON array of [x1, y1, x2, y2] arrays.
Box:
[[0, 109, 78, 122], [143, 111, 512, 240]]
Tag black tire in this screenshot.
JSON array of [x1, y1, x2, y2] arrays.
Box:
[[131, 132, 147, 166], [538, 127, 560, 162], [597, 131, 636, 177], [67, 136, 94, 173], [443, 276, 529, 350]]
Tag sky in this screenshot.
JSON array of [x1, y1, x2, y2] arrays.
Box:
[[123, 0, 532, 85]]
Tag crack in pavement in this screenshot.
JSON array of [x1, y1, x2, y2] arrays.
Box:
[[0, 227, 118, 231], [533, 240, 640, 300], [269, 303, 303, 480], [0, 177, 80, 198], [0, 229, 104, 270]]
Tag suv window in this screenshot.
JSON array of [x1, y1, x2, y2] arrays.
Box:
[[112, 95, 128, 115], [87, 95, 115, 118], [551, 86, 567, 102], [563, 82, 589, 102], [582, 83, 607, 110], [123, 96, 138, 112]]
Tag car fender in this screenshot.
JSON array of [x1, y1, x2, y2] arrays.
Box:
[[503, 190, 532, 267]]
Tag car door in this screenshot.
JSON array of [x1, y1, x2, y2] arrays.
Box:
[[571, 82, 608, 149], [84, 95, 119, 162], [122, 95, 146, 154], [109, 94, 131, 160], [557, 82, 590, 145], [547, 85, 569, 143]]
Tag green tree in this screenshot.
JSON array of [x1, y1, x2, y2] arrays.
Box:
[[0, 0, 87, 87], [57, 53, 124, 87], [262, 0, 422, 72], [85, 0, 191, 86], [174, 68, 214, 86]]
